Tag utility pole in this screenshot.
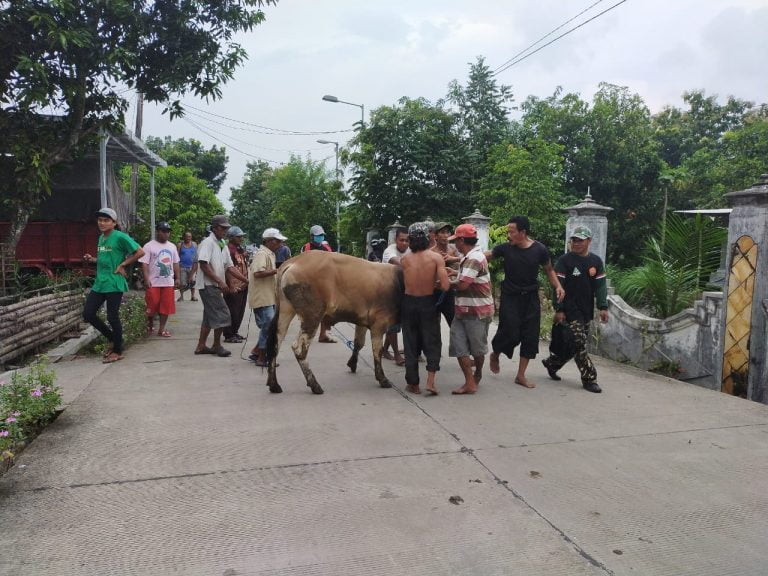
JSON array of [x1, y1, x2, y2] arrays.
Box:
[[129, 93, 144, 226]]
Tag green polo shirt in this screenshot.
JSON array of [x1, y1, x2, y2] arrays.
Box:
[[92, 230, 141, 293]]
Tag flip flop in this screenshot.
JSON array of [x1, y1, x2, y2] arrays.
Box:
[[102, 352, 123, 364], [194, 346, 215, 355], [159, 331, 172, 338], [211, 346, 232, 357]]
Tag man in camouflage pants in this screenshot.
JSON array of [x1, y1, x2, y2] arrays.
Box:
[[541, 226, 609, 393]]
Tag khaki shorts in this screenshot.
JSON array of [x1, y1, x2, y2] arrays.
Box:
[[449, 315, 491, 358]]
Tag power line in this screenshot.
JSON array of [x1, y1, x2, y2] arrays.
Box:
[[182, 117, 282, 165], [183, 103, 354, 136], [493, 0, 606, 74], [494, 0, 629, 76]]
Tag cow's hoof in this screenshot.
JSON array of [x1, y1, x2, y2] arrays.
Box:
[[379, 379, 393, 389], [310, 385, 324, 395], [346, 358, 358, 373], [268, 384, 283, 393]]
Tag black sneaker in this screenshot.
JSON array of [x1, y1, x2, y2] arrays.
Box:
[[542, 359, 561, 381], [583, 382, 602, 393]]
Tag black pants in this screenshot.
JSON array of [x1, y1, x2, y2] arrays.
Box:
[[492, 290, 540, 359], [223, 290, 248, 338], [401, 294, 441, 385], [434, 289, 455, 326], [83, 291, 124, 353]]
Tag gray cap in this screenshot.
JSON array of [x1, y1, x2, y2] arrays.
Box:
[[211, 214, 231, 228], [95, 207, 117, 221], [227, 226, 245, 237], [408, 222, 430, 238], [310, 224, 325, 236], [571, 225, 593, 240]]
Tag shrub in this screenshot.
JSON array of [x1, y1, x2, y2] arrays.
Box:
[[0, 359, 61, 462]]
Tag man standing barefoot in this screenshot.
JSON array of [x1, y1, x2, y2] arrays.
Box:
[[400, 222, 450, 396], [447, 224, 494, 395]]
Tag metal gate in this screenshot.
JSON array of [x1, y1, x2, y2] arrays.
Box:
[[721, 235, 758, 397]]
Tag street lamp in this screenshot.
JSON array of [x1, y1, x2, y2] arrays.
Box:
[[317, 139, 341, 252], [322, 94, 365, 127]]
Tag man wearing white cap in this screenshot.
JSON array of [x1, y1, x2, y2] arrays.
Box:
[[248, 227, 287, 366]]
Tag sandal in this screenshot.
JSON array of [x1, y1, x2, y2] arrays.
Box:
[[103, 352, 123, 364], [194, 346, 215, 355], [147, 327, 155, 335], [159, 330, 172, 338], [211, 346, 232, 357]]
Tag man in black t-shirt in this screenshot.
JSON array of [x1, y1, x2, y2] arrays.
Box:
[[542, 225, 608, 393], [485, 215, 564, 388]]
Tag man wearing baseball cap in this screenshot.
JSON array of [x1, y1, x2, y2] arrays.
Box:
[[247, 227, 287, 366], [223, 226, 249, 343], [542, 225, 609, 393], [139, 221, 180, 338], [447, 223, 494, 395], [82, 207, 145, 363], [193, 214, 248, 357]]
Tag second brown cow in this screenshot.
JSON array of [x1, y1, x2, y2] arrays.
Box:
[[265, 251, 404, 394]]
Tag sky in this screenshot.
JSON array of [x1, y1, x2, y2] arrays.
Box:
[[133, 0, 768, 207]]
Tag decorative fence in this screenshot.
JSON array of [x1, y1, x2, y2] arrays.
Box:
[[0, 284, 85, 367]]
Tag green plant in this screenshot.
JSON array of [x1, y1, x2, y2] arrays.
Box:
[[90, 292, 148, 357], [614, 213, 726, 317], [649, 358, 683, 378], [0, 359, 61, 462]]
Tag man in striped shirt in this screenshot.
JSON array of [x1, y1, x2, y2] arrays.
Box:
[[447, 224, 494, 395]]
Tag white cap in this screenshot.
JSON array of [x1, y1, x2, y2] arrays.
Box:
[[263, 227, 287, 241], [310, 224, 325, 236]]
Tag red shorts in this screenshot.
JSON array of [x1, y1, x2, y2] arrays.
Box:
[[145, 286, 176, 316]]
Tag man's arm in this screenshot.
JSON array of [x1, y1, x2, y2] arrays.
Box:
[[434, 254, 450, 292], [173, 263, 181, 288], [544, 262, 565, 303], [199, 261, 227, 291]]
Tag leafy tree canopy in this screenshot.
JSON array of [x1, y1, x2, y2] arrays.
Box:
[[145, 136, 228, 194], [229, 160, 275, 241]]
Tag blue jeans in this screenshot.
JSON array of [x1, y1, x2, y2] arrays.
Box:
[[253, 305, 275, 350]]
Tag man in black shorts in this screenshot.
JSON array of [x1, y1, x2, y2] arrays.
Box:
[[486, 215, 564, 388]]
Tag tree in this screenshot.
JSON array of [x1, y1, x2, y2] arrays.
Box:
[[0, 0, 276, 257], [146, 136, 228, 194], [119, 164, 224, 244], [478, 139, 566, 250], [229, 160, 275, 240], [447, 56, 514, 192], [346, 97, 471, 237]]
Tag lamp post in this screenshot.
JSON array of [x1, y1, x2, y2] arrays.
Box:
[[317, 139, 341, 252], [322, 94, 365, 127]]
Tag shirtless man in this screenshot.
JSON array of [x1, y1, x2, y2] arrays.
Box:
[[400, 222, 450, 396]]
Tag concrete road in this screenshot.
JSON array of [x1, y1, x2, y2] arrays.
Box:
[[1, 298, 767, 575]]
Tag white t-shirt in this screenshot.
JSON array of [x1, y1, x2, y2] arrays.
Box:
[[139, 240, 179, 287], [382, 244, 409, 265], [195, 233, 233, 289]]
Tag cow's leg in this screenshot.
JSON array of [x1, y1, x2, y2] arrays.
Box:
[[346, 324, 367, 373], [292, 316, 324, 394], [266, 300, 296, 394], [369, 324, 391, 388]]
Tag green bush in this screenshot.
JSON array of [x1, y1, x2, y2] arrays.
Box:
[[0, 360, 61, 462]]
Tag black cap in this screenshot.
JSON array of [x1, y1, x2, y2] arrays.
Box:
[[156, 221, 172, 231]]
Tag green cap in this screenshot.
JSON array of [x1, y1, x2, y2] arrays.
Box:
[[571, 225, 592, 240]]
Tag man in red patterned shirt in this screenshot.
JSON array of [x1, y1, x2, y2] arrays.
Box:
[[447, 224, 494, 395]]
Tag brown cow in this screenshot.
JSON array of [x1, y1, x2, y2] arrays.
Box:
[[265, 251, 403, 394]]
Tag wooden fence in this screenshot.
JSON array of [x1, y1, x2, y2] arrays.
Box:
[[0, 286, 85, 367]]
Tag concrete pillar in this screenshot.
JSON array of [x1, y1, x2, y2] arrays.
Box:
[[718, 174, 768, 403], [462, 209, 491, 251], [387, 221, 404, 245], [564, 190, 613, 263]]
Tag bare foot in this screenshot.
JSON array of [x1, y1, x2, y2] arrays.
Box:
[[489, 353, 500, 374], [473, 370, 483, 384], [382, 350, 395, 361], [395, 356, 406, 366], [452, 385, 477, 395], [425, 387, 439, 396], [514, 376, 536, 389], [405, 384, 421, 394]]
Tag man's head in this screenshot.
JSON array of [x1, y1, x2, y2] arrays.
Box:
[[448, 223, 478, 255], [263, 227, 287, 253], [408, 222, 430, 252], [210, 214, 231, 240], [183, 231, 193, 243], [507, 215, 530, 246], [95, 208, 118, 233], [309, 224, 325, 245], [425, 220, 437, 244], [155, 221, 172, 242], [434, 222, 452, 245], [228, 226, 246, 245], [394, 228, 409, 254], [569, 225, 592, 256]]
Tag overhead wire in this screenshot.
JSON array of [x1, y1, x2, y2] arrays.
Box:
[[493, 0, 629, 76], [182, 116, 283, 165]]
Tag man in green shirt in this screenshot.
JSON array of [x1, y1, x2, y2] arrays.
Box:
[[82, 208, 144, 363]]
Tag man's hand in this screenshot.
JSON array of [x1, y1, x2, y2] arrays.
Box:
[[83, 253, 94, 263], [114, 264, 127, 278], [555, 286, 565, 303], [599, 309, 609, 323], [554, 311, 566, 325]]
